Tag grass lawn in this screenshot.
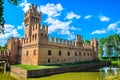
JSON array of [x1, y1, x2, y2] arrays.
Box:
[[13, 60, 103, 70], [14, 64, 58, 70], [112, 61, 120, 64]]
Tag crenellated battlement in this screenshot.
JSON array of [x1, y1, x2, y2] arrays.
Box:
[[48, 36, 74, 46], [22, 33, 38, 46], [83, 43, 92, 49], [40, 25, 48, 31]]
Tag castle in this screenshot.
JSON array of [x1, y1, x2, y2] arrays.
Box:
[[7, 4, 98, 65]]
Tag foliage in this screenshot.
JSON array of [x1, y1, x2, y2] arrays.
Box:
[[84, 40, 90, 45], [0, 43, 7, 51], [99, 34, 120, 61], [0, 0, 19, 34]]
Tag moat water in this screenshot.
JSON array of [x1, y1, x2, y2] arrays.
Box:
[[1, 66, 120, 80]]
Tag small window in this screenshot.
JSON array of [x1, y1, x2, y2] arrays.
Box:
[[84, 52, 85, 56], [88, 53, 89, 56], [68, 51, 70, 56], [75, 52, 77, 56], [30, 37, 31, 42], [59, 51, 61, 56], [48, 59, 50, 63], [33, 26, 34, 31], [33, 50, 36, 56], [91, 53, 92, 56], [79, 52, 81, 56], [36, 25, 37, 30], [26, 51, 28, 56], [48, 50, 51, 55]]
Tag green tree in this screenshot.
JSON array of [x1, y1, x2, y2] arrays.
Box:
[[105, 35, 113, 61], [113, 34, 120, 62], [0, 0, 19, 33], [84, 40, 90, 45], [0, 43, 7, 51], [99, 38, 106, 59]]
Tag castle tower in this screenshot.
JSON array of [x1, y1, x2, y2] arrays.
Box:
[[24, 4, 42, 37], [74, 35, 83, 46], [93, 38, 98, 60]]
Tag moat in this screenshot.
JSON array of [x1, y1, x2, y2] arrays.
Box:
[[1, 66, 120, 80]]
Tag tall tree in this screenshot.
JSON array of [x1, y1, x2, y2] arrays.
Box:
[[105, 35, 113, 61], [113, 34, 120, 62], [99, 38, 106, 59], [0, 0, 19, 33]]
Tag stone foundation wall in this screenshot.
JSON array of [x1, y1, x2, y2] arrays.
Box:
[[11, 61, 110, 78]]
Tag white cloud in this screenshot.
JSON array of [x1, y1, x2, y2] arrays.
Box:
[[107, 21, 120, 31], [91, 20, 120, 35], [117, 28, 120, 33], [70, 26, 81, 30], [107, 23, 117, 31], [84, 15, 92, 19], [45, 17, 72, 34], [18, 22, 24, 30], [0, 24, 20, 46], [19, 0, 31, 13], [38, 3, 63, 17], [41, 3, 81, 40], [45, 17, 77, 40], [91, 30, 106, 34], [66, 11, 80, 20], [99, 16, 110, 22]]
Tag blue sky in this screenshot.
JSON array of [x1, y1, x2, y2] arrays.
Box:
[[0, 0, 120, 46]]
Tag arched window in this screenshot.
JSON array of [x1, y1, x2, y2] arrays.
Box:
[[33, 26, 34, 31], [44, 34, 47, 40], [36, 25, 37, 30], [35, 34, 37, 40], [24, 39, 25, 43], [29, 37, 31, 42], [40, 33, 43, 40], [32, 34, 35, 41]]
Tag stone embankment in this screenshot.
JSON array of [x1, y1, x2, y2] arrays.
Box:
[[11, 61, 110, 78]]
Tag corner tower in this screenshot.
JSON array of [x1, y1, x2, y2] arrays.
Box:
[[24, 4, 42, 37]]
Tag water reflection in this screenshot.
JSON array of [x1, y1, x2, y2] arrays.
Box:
[[102, 67, 119, 77], [1, 67, 120, 80]]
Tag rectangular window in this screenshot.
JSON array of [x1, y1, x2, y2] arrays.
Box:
[[79, 52, 81, 56], [75, 52, 77, 56], [26, 51, 28, 56], [91, 53, 92, 56], [59, 51, 61, 56], [48, 59, 50, 63], [84, 52, 85, 56], [33, 50, 36, 56], [68, 51, 70, 56], [48, 50, 51, 55], [88, 53, 89, 56]]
